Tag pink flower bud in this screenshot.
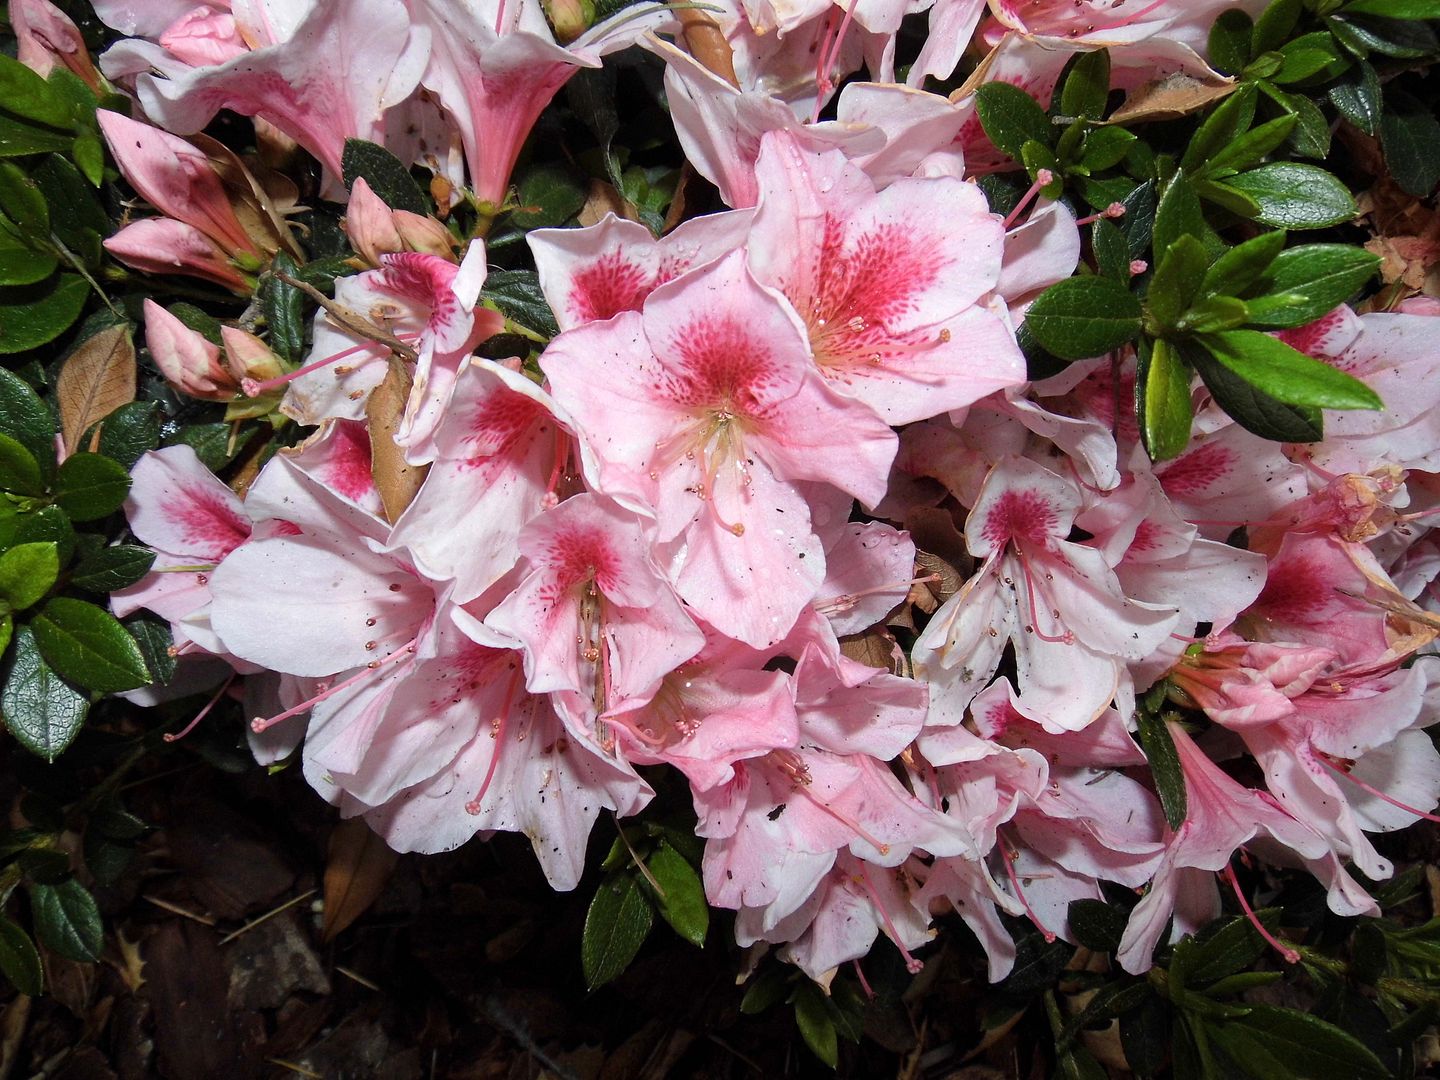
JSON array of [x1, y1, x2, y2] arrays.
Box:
[[106, 218, 251, 294], [143, 299, 238, 401], [220, 325, 286, 385], [344, 177, 404, 266], [10, 0, 102, 92], [393, 210, 456, 259], [97, 111, 259, 259]]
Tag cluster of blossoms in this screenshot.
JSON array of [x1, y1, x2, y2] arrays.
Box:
[[22, 0, 1438, 987]]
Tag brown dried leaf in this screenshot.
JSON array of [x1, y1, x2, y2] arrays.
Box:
[[366, 363, 429, 523], [57, 324, 136, 455], [578, 179, 639, 228], [678, 10, 738, 88], [322, 818, 399, 943], [1110, 72, 1235, 124], [840, 627, 909, 676]]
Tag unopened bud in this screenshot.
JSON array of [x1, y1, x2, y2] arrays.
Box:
[[393, 210, 456, 259], [542, 0, 595, 44], [144, 299, 237, 401]]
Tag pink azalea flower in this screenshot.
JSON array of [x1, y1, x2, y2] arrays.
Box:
[[542, 250, 897, 646], [747, 131, 1024, 425], [10, 0, 103, 90], [156, 5, 247, 67], [104, 217, 251, 293]]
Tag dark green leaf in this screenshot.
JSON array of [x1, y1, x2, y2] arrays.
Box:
[[73, 130, 104, 187], [1068, 898, 1129, 953], [97, 401, 161, 469], [0, 54, 73, 130], [0, 274, 89, 355], [1123, 180, 1157, 259], [0, 543, 58, 612], [1201, 231, 1287, 297], [1093, 218, 1131, 280], [1079, 126, 1137, 173], [794, 983, 839, 1068], [1021, 140, 1061, 193], [1202, 114, 1299, 178], [1189, 343, 1325, 441], [1140, 339, 1194, 462], [1060, 49, 1111, 120], [1061, 981, 1151, 1048], [1252, 0, 1303, 56], [739, 965, 791, 1014], [1272, 31, 1349, 84], [84, 833, 135, 887], [509, 164, 587, 230], [1195, 179, 1263, 219], [1269, 84, 1332, 159], [123, 614, 175, 686], [1343, 0, 1440, 15], [0, 615, 10, 656], [0, 244, 58, 286], [340, 138, 428, 214], [31, 597, 150, 693], [1153, 172, 1206, 261], [646, 841, 708, 947], [1120, 993, 1170, 1077], [975, 82, 1055, 161], [1185, 914, 1277, 986], [1225, 163, 1357, 228], [30, 879, 103, 963], [1198, 329, 1382, 409], [1248, 245, 1379, 328], [1, 626, 88, 762], [1326, 13, 1437, 58], [165, 423, 239, 471], [53, 452, 130, 522], [1017, 319, 1069, 381], [19, 848, 70, 885], [1329, 59, 1382, 136], [0, 432, 44, 497], [0, 163, 49, 245], [1182, 85, 1258, 172], [581, 871, 653, 989], [71, 545, 155, 593], [1, 506, 75, 566], [1147, 235, 1209, 329], [1208, 1005, 1391, 1080], [1380, 88, 1440, 198], [1209, 9, 1255, 75], [1181, 296, 1251, 333], [0, 114, 73, 157], [1137, 711, 1187, 830], [1075, 174, 1139, 212], [33, 154, 108, 255], [0, 918, 42, 996], [481, 269, 559, 339], [262, 253, 305, 360], [1025, 276, 1142, 360]]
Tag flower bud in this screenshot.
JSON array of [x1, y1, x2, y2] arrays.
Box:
[[107, 219, 251, 293], [220, 325, 287, 385], [542, 0, 595, 44], [10, 0, 102, 92], [344, 177, 404, 266], [143, 299, 238, 401]]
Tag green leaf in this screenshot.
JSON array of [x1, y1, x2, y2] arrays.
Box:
[[581, 871, 653, 989], [1123, 180, 1157, 260], [794, 983, 839, 1068], [0, 244, 58, 287], [123, 614, 175, 686], [31, 597, 150, 694], [1153, 172, 1206, 262], [166, 423, 239, 472], [739, 966, 791, 1015], [2, 506, 75, 566], [73, 131, 104, 187], [1137, 711, 1187, 831], [1181, 296, 1251, 333], [1147, 235, 1209, 330], [33, 154, 107, 256], [974, 82, 1054, 162], [0, 615, 10, 656], [1184, 914, 1277, 986], [1200, 114, 1298, 178], [0, 274, 89, 355], [1248, 245, 1380, 328], [1328, 58, 1382, 135], [340, 138, 428, 215], [1067, 898, 1128, 953], [1329, 13, 1438, 57], [1078, 126, 1137, 173], [1197, 329, 1382, 409], [262, 252, 305, 361], [0, 164, 49, 246], [1060, 48, 1111, 120], [70, 545, 155, 593], [1200, 230, 1287, 297], [1139, 339, 1194, 462], [0, 115, 73, 157], [1120, 993, 1170, 1077], [1264, 83, 1332, 159], [0, 433, 44, 497], [1182, 85, 1258, 172], [1209, 9, 1255, 75], [0, 54, 74, 129], [1272, 31, 1350, 84], [646, 841, 708, 947], [0, 370, 55, 471], [0, 917, 42, 996], [1025, 276, 1142, 360], [1343, 0, 1440, 15], [53, 452, 130, 522], [97, 401, 161, 470], [1060, 981, 1151, 1049], [30, 879, 103, 963], [481, 269, 559, 339], [1225, 163, 1357, 228], [0, 626, 88, 762], [1380, 87, 1440, 198], [1252, 0, 1303, 56], [508, 164, 587, 230], [1208, 1006, 1391, 1080], [1189, 344, 1325, 441], [1195, 179, 1263, 219], [0, 543, 58, 612], [1092, 217, 1131, 280], [1021, 140, 1062, 194]]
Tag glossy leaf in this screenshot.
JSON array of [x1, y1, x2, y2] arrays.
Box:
[[581, 871, 653, 989], [1190, 345, 1325, 441], [975, 82, 1055, 162], [341, 138, 428, 214], [1252, 0, 1303, 56], [1201, 114, 1298, 178], [794, 982, 839, 1068], [646, 841, 708, 947], [1328, 59, 1382, 135], [0, 626, 88, 762], [0, 274, 89, 355], [1248, 245, 1380, 328], [1342, 0, 1440, 15], [1137, 711, 1187, 831], [1068, 898, 1128, 953], [1197, 329, 1382, 410], [30, 879, 103, 963], [1225, 164, 1357, 228], [481, 270, 559, 339], [53, 452, 131, 522], [1182, 86, 1258, 172], [97, 401, 161, 470], [1060, 49, 1111, 120], [31, 597, 150, 694], [1140, 339, 1194, 462], [1209, 10, 1255, 75], [0, 918, 42, 996], [0, 244, 58, 287], [1380, 87, 1440, 197], [1147, 235, 1209, 330], [1025, 276, 1142, 360], [0, 542, 59, 612], [1208, 1006, 1391, 1080], [0, 432, 44, 497], [0, 55, 73, 133], [1153, 172, 1206, 262], [70, 545, 156, 593]]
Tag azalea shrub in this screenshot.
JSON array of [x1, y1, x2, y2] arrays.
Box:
[[2, 0, 1440, 1074]]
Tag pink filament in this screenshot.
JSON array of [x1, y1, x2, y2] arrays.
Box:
[[1222, 863, 1298, 965]]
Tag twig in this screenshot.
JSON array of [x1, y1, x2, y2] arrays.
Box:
[[266, 1059, 322, 1078], [335, 965, 381, 992], [142, 895, 216, 925], [272, 270, 418, 364], [218, 887, 317, 944]]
